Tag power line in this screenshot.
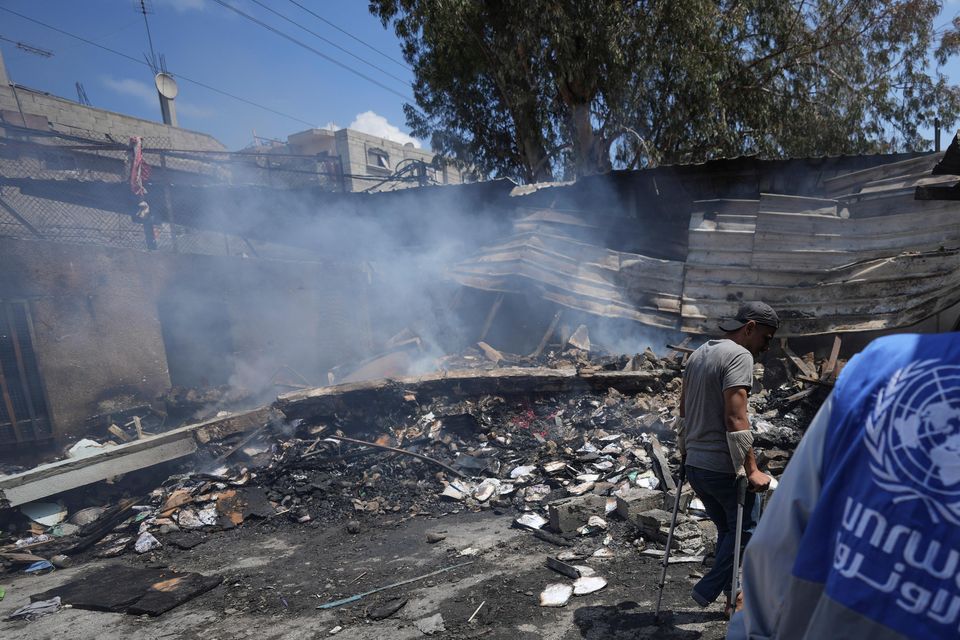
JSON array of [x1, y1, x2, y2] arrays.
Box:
[[210, 0, 413, 102], [0, 6, 317, 129], [0, 34, 53, 58], [245, 0, 411, 86], [286, 0, 410, 71]]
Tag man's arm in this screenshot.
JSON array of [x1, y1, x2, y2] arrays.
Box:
[[723, 386, 769, 491]]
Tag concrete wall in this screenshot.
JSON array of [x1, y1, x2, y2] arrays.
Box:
[[0, 83, 225, 151], [0, 237, 372, 443], [0, 238, 172, 439]]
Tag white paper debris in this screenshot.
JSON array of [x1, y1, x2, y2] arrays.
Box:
[[198, 506, 218, 525], [473, 479, 500, 502], [524, 484, 552, 502], [67, 438, 114, 459], [441, 484, 468, 500], [539, 583, 573, 607], [592, 547, 615, 559], [543, 461, 567, 473], [177, 508, 202, 529], [573, 576, 608, 595], [134, 532, 161, 554], [567, 481, 595, 496], [573, 565, 596, 577], [514, 513, 548, 530], [510, 465, 537, 478]]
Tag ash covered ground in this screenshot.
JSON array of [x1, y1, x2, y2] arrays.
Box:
[[0, 344, 827, 639]]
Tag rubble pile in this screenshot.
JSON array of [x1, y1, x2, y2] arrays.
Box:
[[1, 339, 832, 615]]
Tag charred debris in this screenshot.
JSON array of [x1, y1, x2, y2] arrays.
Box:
[[0, 326, 835, 617]]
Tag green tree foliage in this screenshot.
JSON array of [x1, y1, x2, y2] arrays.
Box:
[[371, 0, 960, 182]]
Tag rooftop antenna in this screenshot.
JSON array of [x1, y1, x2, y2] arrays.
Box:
[[134, 1, 178, 126], [137, 0, 159, 74], [75, 81, 91, 106]]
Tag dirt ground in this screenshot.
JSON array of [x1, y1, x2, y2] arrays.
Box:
[[0, 509, 729, 640]]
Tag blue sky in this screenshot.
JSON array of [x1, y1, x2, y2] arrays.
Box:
[[0, 0, 418, 149], [1, 0, 959, 152]]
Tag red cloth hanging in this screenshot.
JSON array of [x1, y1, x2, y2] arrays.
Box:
[[129, 136, 151, 196]]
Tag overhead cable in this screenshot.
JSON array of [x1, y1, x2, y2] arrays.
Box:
[[286, 0, 410, 70], [0, 6, 317, 128], [210, 0, 414, 102], [247, 0, 411, 86]]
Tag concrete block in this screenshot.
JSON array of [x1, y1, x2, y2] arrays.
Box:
[[636, 509, 702, 549], [661, 487, 695, 512], [697, 519, 718, 555], [636, 508, 672, 540], [548, 494, 608, 533], [615, 487, 663, 520]]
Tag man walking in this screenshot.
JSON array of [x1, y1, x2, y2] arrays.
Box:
[[679, 301, 777, 615], [728, 332, 960, 639]]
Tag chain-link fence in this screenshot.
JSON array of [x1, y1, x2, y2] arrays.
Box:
[[0, 126, 345, 256]]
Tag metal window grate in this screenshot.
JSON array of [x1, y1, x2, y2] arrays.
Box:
[[0, 301, 51, 446]]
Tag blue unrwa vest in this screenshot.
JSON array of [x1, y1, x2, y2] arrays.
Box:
[[793, 334, 960, 638]]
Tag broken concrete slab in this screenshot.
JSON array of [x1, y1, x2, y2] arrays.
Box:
[[548, 494, 608, 533], [636, 509, 702, 548], [414, 612, 446, 634], [0, 407, 276, 508], [647, 435, 676, 493], [614, 487, 663, 521]]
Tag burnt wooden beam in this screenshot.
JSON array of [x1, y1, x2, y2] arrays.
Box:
[[277, 367, 671, 422]]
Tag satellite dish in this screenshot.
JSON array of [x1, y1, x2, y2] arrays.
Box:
[[155, 72, 178, 99]]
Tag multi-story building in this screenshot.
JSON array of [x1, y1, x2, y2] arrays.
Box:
[[250, 126, 470, 192]]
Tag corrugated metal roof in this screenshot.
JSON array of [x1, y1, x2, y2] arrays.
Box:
[[455, 147, 960, 337]]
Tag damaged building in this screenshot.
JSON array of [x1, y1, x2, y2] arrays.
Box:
[[2, 46, 960, 638]]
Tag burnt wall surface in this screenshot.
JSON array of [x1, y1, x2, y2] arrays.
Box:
[[0, 238, 171, 440], [0, 238, 372, 443]]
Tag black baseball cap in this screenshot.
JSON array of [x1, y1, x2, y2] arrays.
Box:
[[719, 301, 780, 332]]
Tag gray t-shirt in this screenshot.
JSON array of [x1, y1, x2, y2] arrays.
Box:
[[682, 339, 754, 474]]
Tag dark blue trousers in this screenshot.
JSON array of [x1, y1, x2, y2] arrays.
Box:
[[686, 465, 759, 604]]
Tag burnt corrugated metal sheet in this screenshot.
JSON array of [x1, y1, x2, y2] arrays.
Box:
[[456, 149, 960, 337], [451, 209, 684, 328]]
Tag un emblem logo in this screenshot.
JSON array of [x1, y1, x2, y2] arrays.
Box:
[[865, 360, 960, 525]]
